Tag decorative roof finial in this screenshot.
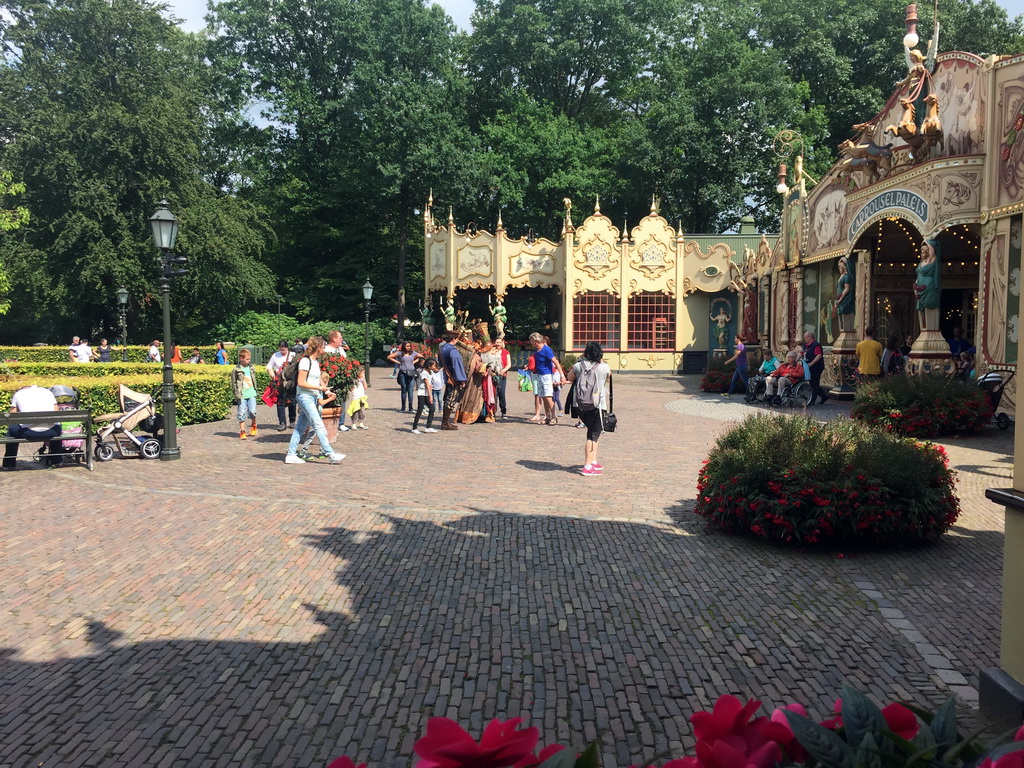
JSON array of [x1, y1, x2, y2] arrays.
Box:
[[677, 220, 685, 241], [650, 195, 658, 216], [621, 218, 629, 243], [496, 210, 504, 230], [428, 188, 433, 207], [563, 197, 574, 232], [594, 195, 601, 215], [448, 206, 454, 226]]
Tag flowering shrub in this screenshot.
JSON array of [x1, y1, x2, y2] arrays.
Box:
[[326, 686, 1024, 768], [700, 358, 743, 394], [851, 375, 993, 438], [319, 354, 364, 402], [695, 414, 959, 544]]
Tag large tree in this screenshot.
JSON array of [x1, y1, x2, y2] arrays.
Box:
[[0, 0, 274, 343]]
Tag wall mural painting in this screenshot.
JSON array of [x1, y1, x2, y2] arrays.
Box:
[[986, 232, 1009, 365], [709, 297, 733, 351], [935, 58, 983, 157], [802, 265, 819, 336], [810, 187, 848, 254], [999, 82, 1024, 205], [429, 241, 447, 280], [457, 245, 492, 280], [1009, 215, 1022, 364]]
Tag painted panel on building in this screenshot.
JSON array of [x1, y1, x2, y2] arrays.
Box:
[[1010, 215, 1022, 364]]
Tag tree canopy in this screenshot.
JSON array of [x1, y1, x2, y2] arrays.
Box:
[[0, 0, 1020, 342]]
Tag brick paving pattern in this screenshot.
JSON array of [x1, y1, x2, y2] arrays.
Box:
[[0, 375, 1011, 767]]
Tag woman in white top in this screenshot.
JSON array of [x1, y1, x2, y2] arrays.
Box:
[[566, 341, 611, 477], [285, 336, 345, 464]]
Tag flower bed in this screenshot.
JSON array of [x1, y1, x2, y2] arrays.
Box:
[[700, 358, 742, 393], [326, 685, 1024, 768], [850, 375, 992, 438], [695, 414, 959, 545]]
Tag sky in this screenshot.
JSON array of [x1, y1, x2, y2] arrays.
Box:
[[165, 0, 1024, 31]]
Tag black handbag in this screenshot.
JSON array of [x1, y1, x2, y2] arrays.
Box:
[[602, 376, 617, 432]]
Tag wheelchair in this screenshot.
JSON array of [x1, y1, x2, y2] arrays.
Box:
[[763, 376, 813, 407], [743, 375, 768, 403]]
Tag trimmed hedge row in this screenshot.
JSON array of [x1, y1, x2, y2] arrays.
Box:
[[1, 345, 242, 364], [850, 374, 993, 437], [1, 362, 271, 390], [0, 373, 240, 426]]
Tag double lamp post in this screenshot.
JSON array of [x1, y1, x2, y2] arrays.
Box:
[[148, 200, 187, 461]]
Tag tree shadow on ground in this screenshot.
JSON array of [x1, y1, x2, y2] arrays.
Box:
[[0, 509, 992, 768]]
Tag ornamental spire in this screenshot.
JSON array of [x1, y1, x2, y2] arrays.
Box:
[[594, 195, 601, 215]]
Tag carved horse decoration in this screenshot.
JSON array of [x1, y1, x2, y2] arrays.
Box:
[[920, 93, 944, 154], [837, 129, 894, 185], [885, 97, 933, 160]]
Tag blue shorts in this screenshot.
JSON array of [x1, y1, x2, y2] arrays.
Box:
[[237, 396, 257, 421]]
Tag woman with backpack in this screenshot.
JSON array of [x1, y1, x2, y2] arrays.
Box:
[[566, 341, 611, 477], [284, 336, 346, 465], [881, 335, 905, 377]]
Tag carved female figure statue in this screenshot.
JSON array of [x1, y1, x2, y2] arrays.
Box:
[[914, 239, 942, 330], [490, 295, 507, 339], [443, 296, 457, 332], [709, 304, 732, 350], [420, 301, 436, 339], [833, 256, 855, 332]]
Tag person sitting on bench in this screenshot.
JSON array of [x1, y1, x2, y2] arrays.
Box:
[[3, 385, 60, 469], [763, 351, 805, 403]]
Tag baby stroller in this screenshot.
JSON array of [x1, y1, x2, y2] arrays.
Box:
[[977, 368, 1015, 430], [34, 385, 86, 467], [93, 384, 164, 460]]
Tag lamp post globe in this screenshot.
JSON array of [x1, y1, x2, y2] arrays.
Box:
[[116, 287, 129, 362], [148, 200, 182, 461], [362, 279, 374, 387]]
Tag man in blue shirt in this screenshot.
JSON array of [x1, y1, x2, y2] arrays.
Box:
[[530, 332, 558, 424], [948, 327, 970, 359], [439, 331, 468, 430]]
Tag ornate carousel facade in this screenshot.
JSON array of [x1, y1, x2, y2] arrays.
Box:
[[423, 197, 772, 373]]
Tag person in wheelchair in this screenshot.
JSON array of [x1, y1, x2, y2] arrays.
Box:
[[763, 351, 805, 404]]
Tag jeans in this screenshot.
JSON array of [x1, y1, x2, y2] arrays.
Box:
[[288, 392, 333, 457], [496, 376, 507, 415], [397, 371, 416, 411], [432, 388, 443, 413], [727, 366, 749, 395], [3, 424, 62, 468], [237, 397, 257, 422], [413, 395, 435, 430], [276, 399, 297, 426]]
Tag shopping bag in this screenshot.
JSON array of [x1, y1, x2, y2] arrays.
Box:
[[518, 370, 533, 393], [261, 385, 278, 407]]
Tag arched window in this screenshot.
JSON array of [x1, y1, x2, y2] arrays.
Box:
[[627, 292, 675, 350], [573, 291, 620, 350]]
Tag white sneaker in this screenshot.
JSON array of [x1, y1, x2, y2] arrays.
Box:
[[338, 425, 350, 432], [329, 453, 346, 464], [284, 454, 305, 464], [424, 428, 438, 433], [411, 429, 422, 434], [357, 424, 368, 430]]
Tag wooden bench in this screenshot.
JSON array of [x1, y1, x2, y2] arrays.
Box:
[[0, 409, 94, 471]]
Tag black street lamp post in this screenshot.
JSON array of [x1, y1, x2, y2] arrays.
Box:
[[275, 293, 283, 342], [117, 287, 129, 362], [148, 200, 186, 461], [362, 279, 374, 387]]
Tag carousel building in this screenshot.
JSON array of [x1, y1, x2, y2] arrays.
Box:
[[763, 10, 1024, 405], [423, 196, 773, 373]]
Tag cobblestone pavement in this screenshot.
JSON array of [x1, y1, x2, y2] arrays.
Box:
[[0, 374, 1012, 767]]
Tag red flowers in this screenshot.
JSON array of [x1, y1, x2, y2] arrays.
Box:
[[688, 695, 790, 768], [414, 717, 539, 768], [819, 698, 919, 740], [328, 758, 367, 768]]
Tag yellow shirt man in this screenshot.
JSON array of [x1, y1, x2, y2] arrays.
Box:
[[856, 335, 883, 376]]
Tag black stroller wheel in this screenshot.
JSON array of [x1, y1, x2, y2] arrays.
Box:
[[95, 443, 115, 462], [997, 413, 1011, 430], [140, 438, 162, 460]]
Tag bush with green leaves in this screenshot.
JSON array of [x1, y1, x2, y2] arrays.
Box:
[[208, 311, 398, 361], [699, 356, 741, 393], [0, 373, 241, 426], [850, 374, 993, 437], [695, 414, 959, 545]]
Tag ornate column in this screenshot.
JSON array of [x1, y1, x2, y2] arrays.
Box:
[[907, 239, 956, 375], [829, 252, 865, 399]]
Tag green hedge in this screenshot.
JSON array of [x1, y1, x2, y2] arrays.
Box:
[[0, 361, 270, 390], [1, 345, 230, 364], [695, 414, 960, 545], [0, 373, 241, 427]]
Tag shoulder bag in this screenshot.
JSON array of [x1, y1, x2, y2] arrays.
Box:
[[601, 374, 617, 433]]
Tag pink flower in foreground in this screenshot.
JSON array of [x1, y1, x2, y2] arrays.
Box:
[[327, 758, 367, 768], [819, 699, 919, 740], [415, 717, 539, 768], [690, 695, 790, 768], [980, 754, 1024, 768], [1016, 724, 1024, 742], [514, 743, 566, 768], [770, 704, 809, 763]]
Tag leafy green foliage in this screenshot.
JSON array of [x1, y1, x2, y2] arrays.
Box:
[[695, 414, 960, 544], [851, 375, 994, 437]]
